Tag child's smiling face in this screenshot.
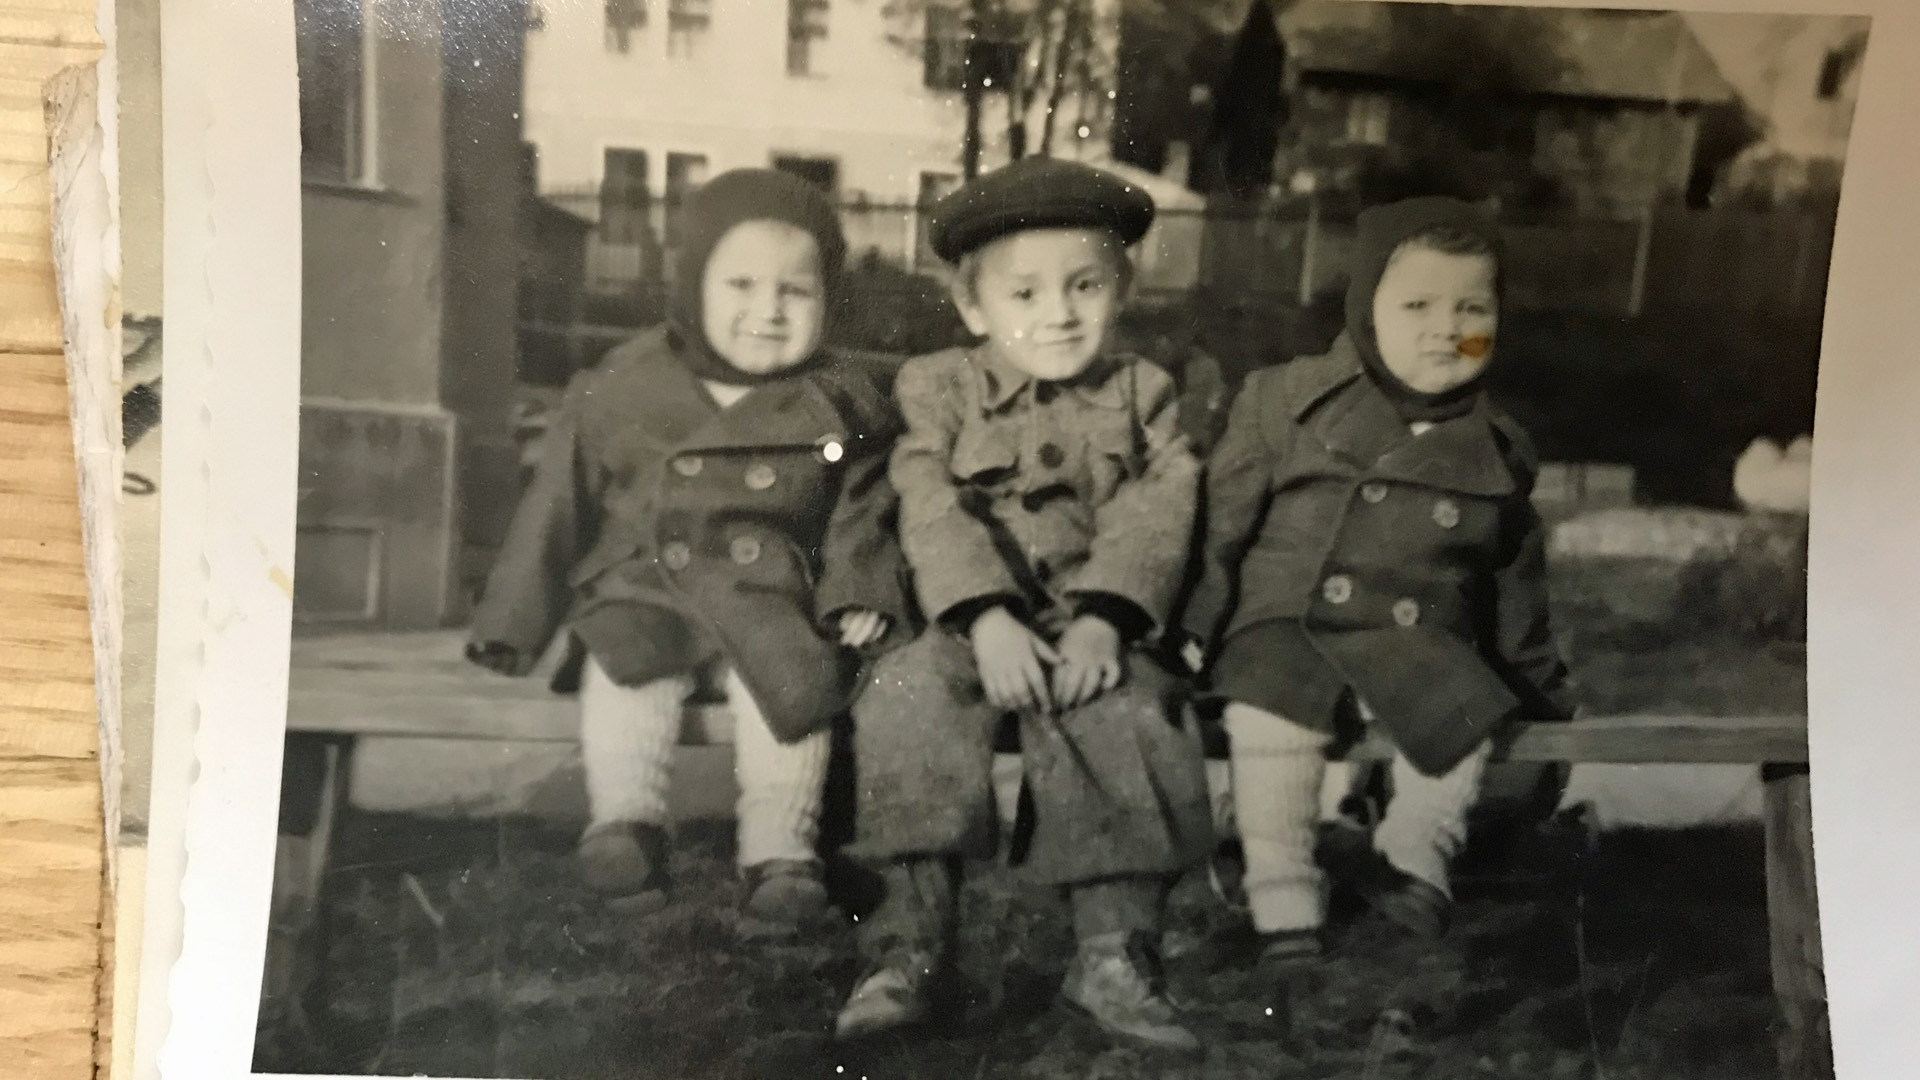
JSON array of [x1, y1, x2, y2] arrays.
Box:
[[955, 227, 1129, 382], [701, 219, 826, 375], [1370, 242, 1499, 395]]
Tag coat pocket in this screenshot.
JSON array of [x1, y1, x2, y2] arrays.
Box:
[[949, 424, 1020, 487]]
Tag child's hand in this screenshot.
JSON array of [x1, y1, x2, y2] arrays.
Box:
[[1051, 615, 1124, 711], [838, 608, 890, 648], [970, 607, 1060, 713]]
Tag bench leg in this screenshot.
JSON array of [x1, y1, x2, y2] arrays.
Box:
[[1764, 763, 1832, 1080]]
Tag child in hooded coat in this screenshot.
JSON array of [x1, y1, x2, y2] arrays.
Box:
[[1183, 196, 1576, 961], [467, 169, 912, 931]]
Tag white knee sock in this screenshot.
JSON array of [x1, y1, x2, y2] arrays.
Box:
[[1224, 703, 1332, 933], [1374, 741, 1493, 898], [579, 657, 689, 830], [728, 668, 831, 870]]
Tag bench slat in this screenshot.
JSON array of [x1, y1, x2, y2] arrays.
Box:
[[287, 631, 1807, 763]]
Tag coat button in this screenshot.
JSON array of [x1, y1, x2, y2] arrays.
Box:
[[1392, 598, 1421, 627], [1038, 442, 1066, 469], [1433, 499, 1461, 529], [1361, 482, 1389, 504], [730, 535, 762, 565], [672, 456, 703, 478], [744, 463, 777, 491], [661, 541, 692, 571], [1322, 574, 1353, 604]]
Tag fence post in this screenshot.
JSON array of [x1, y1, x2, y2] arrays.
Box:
[[1627, 207, 1654, 318], [1299, 192, 1320, 307]]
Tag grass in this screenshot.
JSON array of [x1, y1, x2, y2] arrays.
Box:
[[263, 805, 1788, 1079]]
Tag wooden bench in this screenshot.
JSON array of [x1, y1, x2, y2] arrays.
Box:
[[279, 630, 1827, 1079]]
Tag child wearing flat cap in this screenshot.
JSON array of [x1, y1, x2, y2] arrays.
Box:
[[468, 169, 911, 934], [836, 158, 1213, 1053], [1183, 196, 1576, 965]]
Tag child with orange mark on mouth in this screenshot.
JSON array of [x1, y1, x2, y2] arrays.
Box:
[[1182, 196, 1578, 966]]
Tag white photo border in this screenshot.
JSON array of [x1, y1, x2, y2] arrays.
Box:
[[159, 0, 1920, 1077]]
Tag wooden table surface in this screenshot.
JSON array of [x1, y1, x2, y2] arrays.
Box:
[[0, 3, 112, 1078]]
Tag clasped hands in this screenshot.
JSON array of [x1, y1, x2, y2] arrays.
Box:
[[969, 606, 1123, 714]]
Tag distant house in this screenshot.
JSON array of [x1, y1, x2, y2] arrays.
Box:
[[1684, 12, 1868, 209], [293, 0, 529, 629], [1269, 2, 1737, 217], [522, 0, 1123, 284]]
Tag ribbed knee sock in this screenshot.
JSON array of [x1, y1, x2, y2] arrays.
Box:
[[578, 657, 688, 830], [729, 668, 831, 869], [1223, 703, 1331, 933], [1374, 741, 1492, 897]]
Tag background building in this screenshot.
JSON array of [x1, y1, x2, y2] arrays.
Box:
[[292, 0, 528, 629], [523, 0, 1122, 285]]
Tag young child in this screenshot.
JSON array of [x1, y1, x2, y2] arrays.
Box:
[[467, 169, 910, 932], [835, 159, 1214, 1052], [1183, 196, 1574, 962]]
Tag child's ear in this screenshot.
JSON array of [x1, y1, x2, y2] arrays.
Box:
[[948, 274, 992, 338]]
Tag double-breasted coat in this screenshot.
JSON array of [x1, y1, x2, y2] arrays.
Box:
[[468, 327, 913, 742], [849, 346, 1215, 885], [1182, 336, 1572, 776]]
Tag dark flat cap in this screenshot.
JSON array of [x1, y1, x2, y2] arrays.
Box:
[[928, 157, 1157, 264]]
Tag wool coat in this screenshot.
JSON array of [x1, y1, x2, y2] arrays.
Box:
[[848, 345, 1214, 884], [467, 327, 913, 742], [1182, 335, 1572, 776], [890, 346, 1201, 631]]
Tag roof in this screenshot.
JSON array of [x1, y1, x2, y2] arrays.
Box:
[[1274, 1, 1737, 106]]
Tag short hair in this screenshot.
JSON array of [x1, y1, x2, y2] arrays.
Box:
[[947, 227, 1136, 306]]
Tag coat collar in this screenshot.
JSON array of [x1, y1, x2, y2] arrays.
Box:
[[610, 330, 845, 453], [970, 347, 1130, 412], [1294, 336, 1517, 497]]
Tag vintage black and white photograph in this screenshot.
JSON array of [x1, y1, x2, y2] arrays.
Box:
[[256, 1, 1861, 1076]]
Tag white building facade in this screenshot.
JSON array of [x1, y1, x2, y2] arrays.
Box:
[[523, 0, 1120, 277]]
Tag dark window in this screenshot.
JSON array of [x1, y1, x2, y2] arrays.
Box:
[[788, 0, 829, 76], [922, 7, 1018, 92], [1817, 49, 1849, 99], [605, 0, 646, 53], [1459, 102, 1535, 155], [294, 0, 365, 183], [772, 154, 839, 194], [664, 152, 709, 245], [668, 0, 711, 59], [601, 149, 653, 244]]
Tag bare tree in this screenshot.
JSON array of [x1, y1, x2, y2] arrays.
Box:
[[885, 0, 1108, 172]]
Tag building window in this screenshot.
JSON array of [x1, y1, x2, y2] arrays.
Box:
[[605, 0, 646, 53], [1816, 48, 1851, 100], [664, 152, 709, 246], [1459, 102, 1536, 155], [788, 0, 829, 76], [922, 7, 1018, 92], [295, 0, 369, 184], [601, 148, 653, 245], [772, 154, 839, 194], [668, 0, 711, 59], [1345, 93, 1391, 146]]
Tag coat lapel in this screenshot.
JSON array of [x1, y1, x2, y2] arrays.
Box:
[[1292, 337, 1516, 497], [1370, 400, 1517, 496]]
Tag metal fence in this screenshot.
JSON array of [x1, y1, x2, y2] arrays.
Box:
[[537, 185, 1837, 322]]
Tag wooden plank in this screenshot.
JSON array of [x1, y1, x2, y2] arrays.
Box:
[[1765, 765, 1834, 1080], [1353, 714, 1808, 765]]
